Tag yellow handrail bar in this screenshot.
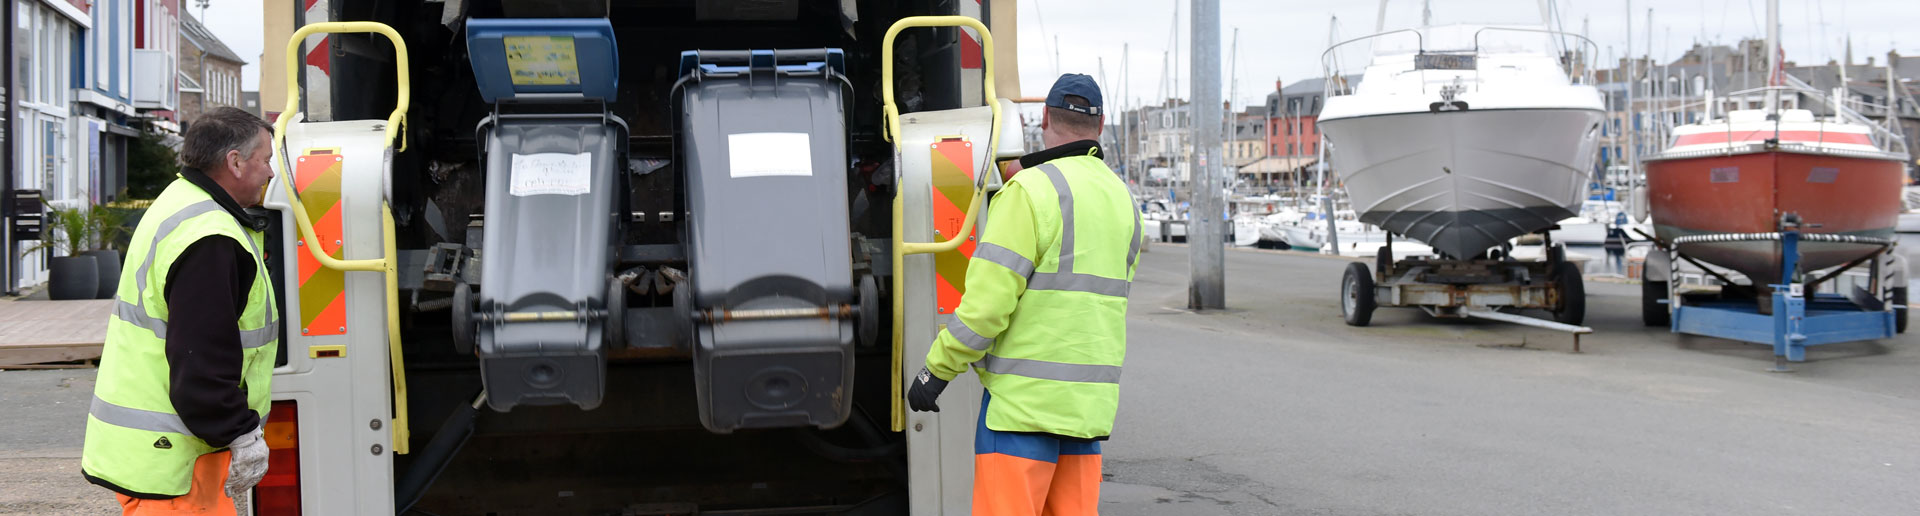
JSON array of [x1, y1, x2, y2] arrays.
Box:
[[882, 16, 1002, 430], [270, 21, 412, 454]]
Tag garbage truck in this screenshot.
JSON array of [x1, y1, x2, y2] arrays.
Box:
[[252, 0, 1025, 513]]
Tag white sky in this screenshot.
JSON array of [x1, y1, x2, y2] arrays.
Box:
[[1015, 0, 1920, 113], [197, 2, 264, 90], [200, 0, 1920, 106]]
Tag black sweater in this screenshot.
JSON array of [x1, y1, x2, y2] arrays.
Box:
[[163, 169, 271, 448]]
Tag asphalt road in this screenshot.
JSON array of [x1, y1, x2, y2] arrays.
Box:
[[1098, 244, 1920, 515], [0, 369, 114, 515], [3, 244, 1916, 515]]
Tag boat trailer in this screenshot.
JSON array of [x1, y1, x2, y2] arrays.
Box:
[[1644, 229, 1908, 369], [1341, 232, 1594, 346]]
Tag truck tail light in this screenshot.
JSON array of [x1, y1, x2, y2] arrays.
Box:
[[256, 400, 302, 515]]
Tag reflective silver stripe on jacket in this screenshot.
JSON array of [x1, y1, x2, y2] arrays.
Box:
[[945, 315, 994, 351], [112, 200, 279, 348], [89, 395, 193, 435], [1027, 273, 1130, 297], [1127, 210, 1142, 270], [1031, 164, 1130, 297], [978, 354, 1122, 384], [972, 242, 1036, 279]]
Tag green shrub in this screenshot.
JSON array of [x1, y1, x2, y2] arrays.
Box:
[[127, 126, 179, 200]]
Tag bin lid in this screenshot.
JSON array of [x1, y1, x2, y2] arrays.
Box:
[[466, 18, 619, 103], [676, 49, 845, 80]]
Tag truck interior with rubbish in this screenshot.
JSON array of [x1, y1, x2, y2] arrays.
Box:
[[255, 0, 1022, 513]]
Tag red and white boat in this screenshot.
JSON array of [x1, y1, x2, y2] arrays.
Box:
[[1645, 105, 1910, 285]]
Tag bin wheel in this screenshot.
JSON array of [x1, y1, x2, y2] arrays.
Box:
[[1642, 279, 1670, 327], [451, 283, 476, 355], [1551, 261, 1585, 326], [1342, 262, 1377, 327], [857, 275, 881, 347], [1894, 286, 1909, 334], [605, 278, 628, 349], [1546, 243, 1566, 266]]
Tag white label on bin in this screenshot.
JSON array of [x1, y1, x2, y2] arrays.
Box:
[[509, 152, 592, 196], [728, 132, 813, 178]]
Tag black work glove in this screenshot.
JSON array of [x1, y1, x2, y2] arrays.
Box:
[[908, 367, 949, 412]]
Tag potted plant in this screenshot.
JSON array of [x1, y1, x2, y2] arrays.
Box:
[[86, 205, 132, 299], [27, 207, 99, 300]]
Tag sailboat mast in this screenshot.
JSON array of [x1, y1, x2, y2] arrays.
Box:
[[1889, 59, 1900, 137], [1765, 0, 1779, 115], [1625, 0, 1638, 186], [1228, 27, 1239, 181]]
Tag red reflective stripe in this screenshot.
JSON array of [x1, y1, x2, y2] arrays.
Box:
[[961, 31, 983, 70], [305, 37, 331, 73], [1674, 130, 1873, 146]]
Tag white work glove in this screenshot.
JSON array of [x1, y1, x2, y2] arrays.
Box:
[[224, 425, 269, 513]]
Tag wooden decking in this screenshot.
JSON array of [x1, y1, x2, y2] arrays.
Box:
[[0, 299, 113, 367]]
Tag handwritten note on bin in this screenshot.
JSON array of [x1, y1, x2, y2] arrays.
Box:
[[510, 152, 592, 196]]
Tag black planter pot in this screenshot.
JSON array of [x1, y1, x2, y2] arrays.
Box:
[[48, 255, 100, 301], [84, 250, 122, 299]]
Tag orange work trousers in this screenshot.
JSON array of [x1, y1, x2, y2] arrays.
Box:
[[115, 450, 237, 516], [973, 392, 1102, 516]]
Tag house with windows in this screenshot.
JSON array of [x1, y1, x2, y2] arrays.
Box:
[[132, 0, 180, 125], [8, 0, 92, 290], [75, 0, 142, 206], [5, 0, 175, 293], [178, 12, 245, 128]]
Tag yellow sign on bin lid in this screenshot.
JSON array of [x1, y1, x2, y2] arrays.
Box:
[[504, 36, 581, 86]]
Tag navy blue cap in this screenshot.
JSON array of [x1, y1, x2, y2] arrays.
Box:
[[1046, 74, 1103, 116]]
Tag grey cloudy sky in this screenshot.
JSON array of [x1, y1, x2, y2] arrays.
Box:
[[198, 2, 264, 90], [1014, 0, 1920, 112], [201, 0, 1919, 106]]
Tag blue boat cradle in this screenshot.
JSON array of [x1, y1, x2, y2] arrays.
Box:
[[1667, 231, 1898, 363]]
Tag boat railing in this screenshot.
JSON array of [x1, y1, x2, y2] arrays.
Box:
[[1323, 26, 1599, 99], [1321, 28, 1426, 96], [1705, 81, 1912, 157], [1471, 27, 1600, 86]]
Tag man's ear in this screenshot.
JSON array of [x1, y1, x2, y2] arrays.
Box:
[[1040, 109, 1051, 131], [226, 150, 245, 179]]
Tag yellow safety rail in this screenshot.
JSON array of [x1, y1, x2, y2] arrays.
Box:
[[881, 16, 1001, 430], [271, 21, 412, 454]]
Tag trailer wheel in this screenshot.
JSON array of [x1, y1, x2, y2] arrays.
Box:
[[1642, 279, 1670, 327], [1894, 286, 1909, 334], [1342, 262, 1377, 327], [1551, 261, 1585, 326]]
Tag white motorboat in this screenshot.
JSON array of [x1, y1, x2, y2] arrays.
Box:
[[1316, 9, 1606, 259], [1547, 199, 1624, 245], [1141, 199, 1187, 242], [1256, 200, 1433, 258], [1231, 215, 1263, 247]]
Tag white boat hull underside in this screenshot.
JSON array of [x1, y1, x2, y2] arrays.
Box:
[[1320, 108, 1604, 259]]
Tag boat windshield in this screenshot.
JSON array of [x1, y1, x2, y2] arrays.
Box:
[[1358, 1, 1565, 57]]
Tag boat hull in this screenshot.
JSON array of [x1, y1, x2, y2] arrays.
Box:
[[1646, 150, 1903, 283], [1319, 108, 1605, 259]]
